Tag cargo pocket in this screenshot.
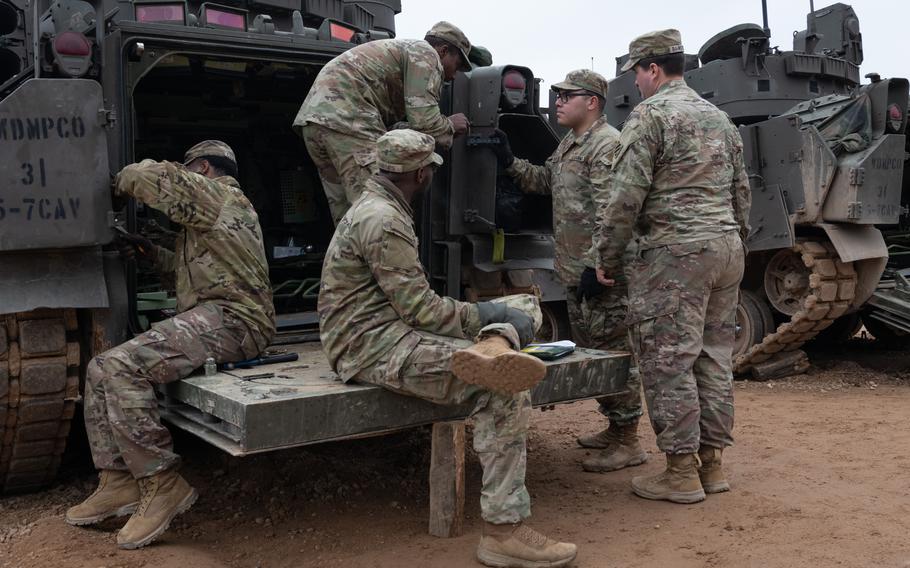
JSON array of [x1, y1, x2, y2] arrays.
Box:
[[627, 289, 681, 362]]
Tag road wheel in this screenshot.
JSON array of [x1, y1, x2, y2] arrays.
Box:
[[537, 301, 571, 343], [734, 290, 775, 358]]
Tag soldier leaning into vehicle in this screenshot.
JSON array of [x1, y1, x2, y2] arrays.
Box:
[[490, 69, 648, 474], [66, 141, 276, 548], [318, 129, 578, 568], [594, 30, 751, 504], [293, 21, 473, 225]]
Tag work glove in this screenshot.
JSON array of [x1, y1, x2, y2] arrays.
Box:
[[116, 232, 157, 263], [577, 267, 607, 302], [490, 128, 515, 168], [476, 301, 536, 347]]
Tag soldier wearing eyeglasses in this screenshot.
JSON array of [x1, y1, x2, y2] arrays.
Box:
[[490, 69, 647, 475]]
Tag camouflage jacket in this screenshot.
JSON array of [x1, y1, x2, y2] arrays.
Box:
[[594, 79, 751, 274], [507, 116, 625, 284], [293, 39, 454, 148], [319, 176, 482, 380], [116, 160, 276, 350]]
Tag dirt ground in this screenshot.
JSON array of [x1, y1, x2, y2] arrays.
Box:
[[2, 341, 910, 568]]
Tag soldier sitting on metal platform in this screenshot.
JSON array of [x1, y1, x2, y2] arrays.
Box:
[[318, 129, 577, 568], [65, 141, 276, 549]]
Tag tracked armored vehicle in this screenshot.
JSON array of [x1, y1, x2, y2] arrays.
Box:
[[0, 0, 625, 493], [601, 3, 909, 377]]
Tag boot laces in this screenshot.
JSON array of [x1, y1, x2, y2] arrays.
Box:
[[137, 477, 158, 515], [514, 524, 549, 548]]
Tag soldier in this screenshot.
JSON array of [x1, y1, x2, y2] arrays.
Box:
[[66, 141, 276, 548], [319, 129, 578, 568], [490, 70, 647, 474], [594, 30, 751, 504], [293, 21, 473, 224]]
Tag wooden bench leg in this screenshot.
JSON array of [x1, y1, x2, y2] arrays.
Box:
[[428, 420, 465, 538]]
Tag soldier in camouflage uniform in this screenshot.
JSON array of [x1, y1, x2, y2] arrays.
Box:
[[490, 70, 647, 474], [594, 30, 751, 504], [319, 129, 577, 568], [66, 141, 276, 548], [293, 21, 473, 225]]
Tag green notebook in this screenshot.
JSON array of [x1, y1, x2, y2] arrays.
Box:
[[521, 341, 576, 361]]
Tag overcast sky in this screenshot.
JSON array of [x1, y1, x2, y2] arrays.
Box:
[[397, 0, 906, 102]]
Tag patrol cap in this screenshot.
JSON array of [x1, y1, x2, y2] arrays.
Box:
[[621, 29, 685, 73], [468, 45, 492, 68], [183, 140, 237, 166], [377, 129, 443, 173], [551, 69, 609, 99], [425, 21, 472, 72]]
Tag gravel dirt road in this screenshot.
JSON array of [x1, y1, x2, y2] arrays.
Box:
[[2, 342, 909, 568]]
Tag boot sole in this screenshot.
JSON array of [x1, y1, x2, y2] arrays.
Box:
[[632, 484, 705, 504], [450, 350, 546, 394], [582, 452, 648, 473], [65, 502, 139, 526], [702, 480, 731, 494], [477, 547, 577, 568], [117, 487, 198, 550]]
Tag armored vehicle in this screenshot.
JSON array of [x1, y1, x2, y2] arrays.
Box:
[[599, 3, 909, 377], [0, 0, 620, 493]]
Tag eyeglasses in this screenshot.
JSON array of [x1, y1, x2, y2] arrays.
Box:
[[554, 90, 594, 103]]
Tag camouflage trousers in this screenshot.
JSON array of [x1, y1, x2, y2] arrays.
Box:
[[565, 285, 643, 426], [84, 303, 259, 478], [627, 231, 744, 454], [353, 296, 541, 525], [300, 123, 379, 225]]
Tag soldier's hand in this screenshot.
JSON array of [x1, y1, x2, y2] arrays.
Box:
[[596, 267, 615, 287], [490, 128, 515, 168], [116, 232, 157, 262], [577, 267, 609, 301], [476, 302, 535, 347], [449, 113, 470, 136]]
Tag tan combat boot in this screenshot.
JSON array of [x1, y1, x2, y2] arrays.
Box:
[[698, 445, 730, 494], [581, 421, 648, 473], [631, 453, 706, 504], [117, 469, 197, 549], [65, 470, 140, 526], [450, 335, 546, 394], [477, 521, 578, 568]]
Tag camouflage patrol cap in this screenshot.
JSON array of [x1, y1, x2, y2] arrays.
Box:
[[377, 129, 443, 173], [425, 21, 472, 72], [551, 69, 609, 99], [183, 140, 237, 166], [620, 29, 685, 73]]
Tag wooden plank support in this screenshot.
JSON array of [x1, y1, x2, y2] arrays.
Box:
[[428, 420, 466, 538]]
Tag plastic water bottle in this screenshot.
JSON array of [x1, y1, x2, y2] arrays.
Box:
[[204, 357, 217, 377]]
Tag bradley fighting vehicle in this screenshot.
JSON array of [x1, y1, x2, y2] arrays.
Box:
[[0, 0, 575, 493], [599, 3, 910, 378]]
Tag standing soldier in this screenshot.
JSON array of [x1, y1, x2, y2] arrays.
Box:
[[491, 70, 647, 474], [320, 129, 578, 568], [293, 22, 472, 224], [66, 141, 276, 547], [594, 30, 751, 504]]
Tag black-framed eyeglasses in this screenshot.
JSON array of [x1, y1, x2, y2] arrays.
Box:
[[553, 90, 594, 103]]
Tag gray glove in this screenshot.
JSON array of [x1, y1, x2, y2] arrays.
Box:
[[476, 301, 536, 347]]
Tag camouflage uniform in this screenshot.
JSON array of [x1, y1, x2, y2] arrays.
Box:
[[595, 35, 751, 455], [507, 70, 642, 427], [319, 130, 541, 524], [85, 141, 275, 478], [293, 22, 471, 224]]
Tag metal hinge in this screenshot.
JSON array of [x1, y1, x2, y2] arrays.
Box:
[[847, 201, 862, 219], [99, 106, 117, 128], [849, 167, 865, 186]]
